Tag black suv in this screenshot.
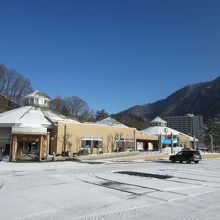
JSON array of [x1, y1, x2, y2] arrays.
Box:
[[169, 150, 202, 163]]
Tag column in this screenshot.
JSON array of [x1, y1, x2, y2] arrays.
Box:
[[10, 135, 18, 162], [39, 136, 43, 161], [46, 132, 50, 161]]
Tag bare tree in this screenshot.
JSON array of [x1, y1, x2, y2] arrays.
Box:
[[0, 64, 7, 92], [0, 64, 33, 105], [79, 110, 95, 122], [107, 132, 124, 152], [9, 73, 32, 105], [50, 96, 65, 112], [95, 109, 109, 121], [64, 96, 89, 119], [16, 78, 32, 105], [50, 95, 93, 121], [57, 126, 73, 156], [202, 116, 220, 146], [4, 69, 17, 96]]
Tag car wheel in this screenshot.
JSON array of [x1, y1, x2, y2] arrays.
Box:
[[171, 159, 175, 163], [186, 160, 191, 164], [179, 161, 183, 163], [194, 161, 199, 164]]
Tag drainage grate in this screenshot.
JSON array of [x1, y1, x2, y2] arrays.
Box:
[[115, 171, 172, 179]]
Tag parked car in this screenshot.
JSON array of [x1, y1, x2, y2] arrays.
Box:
[[169, 150, 202, 163], [196, 146, 208, 152]]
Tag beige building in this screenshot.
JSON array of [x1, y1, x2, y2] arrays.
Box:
[[0, 91, 158, 161], [52, 121, 157, 156]]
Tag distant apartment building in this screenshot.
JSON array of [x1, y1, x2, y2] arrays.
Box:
[[163, 114, 203, 137]]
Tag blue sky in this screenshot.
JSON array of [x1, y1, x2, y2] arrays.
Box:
[[0, 0, 220, 114]]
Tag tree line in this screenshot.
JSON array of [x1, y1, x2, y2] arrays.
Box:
[[50, 96, 109, 122], [0, 64, 33, 105], [200, 115, 220, 147]]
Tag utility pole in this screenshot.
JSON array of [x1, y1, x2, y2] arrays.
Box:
[[210, 134, 213, 153], [63, 124, 67, 154], [171, 132, 174, 154], [159, 134, 162, 153], [134, 129, 136, 151]]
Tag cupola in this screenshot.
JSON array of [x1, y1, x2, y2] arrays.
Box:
[[23, 91, 50, 108], [150, 116, 167, 127]]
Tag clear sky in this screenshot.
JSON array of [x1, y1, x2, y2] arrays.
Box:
[[0, 0, 220, 114]]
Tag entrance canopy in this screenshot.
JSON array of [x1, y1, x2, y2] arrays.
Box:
[[12, 127, 47, 135]]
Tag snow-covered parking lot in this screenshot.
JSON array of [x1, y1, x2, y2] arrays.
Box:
[[1, 158, 220, 220]]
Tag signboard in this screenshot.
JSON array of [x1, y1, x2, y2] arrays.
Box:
[[162, 138, 177, 145]]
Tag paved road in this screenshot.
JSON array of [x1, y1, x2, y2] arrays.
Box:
[[0, 159, 220, 219]]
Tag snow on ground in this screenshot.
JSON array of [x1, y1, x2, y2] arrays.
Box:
[[0, 158, 220, 220]]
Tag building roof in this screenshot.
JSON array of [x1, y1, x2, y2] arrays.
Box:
[[143, 126, 196, 141], [96, 117, 128, 128], [24, 91, 50, 100], [0, 106, 80, 128], [150, 116, 167, 124], [42, 108, 80, 124]]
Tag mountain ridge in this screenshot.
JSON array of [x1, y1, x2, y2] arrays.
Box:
[[113, 76, 220, 129]]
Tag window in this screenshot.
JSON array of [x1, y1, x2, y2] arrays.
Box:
[[85, 140, 91, 148], [19, 141, 39, 153], [94, 141, 99, 148], [81, 139, 102, 148], [31, 142, 39, 152]]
